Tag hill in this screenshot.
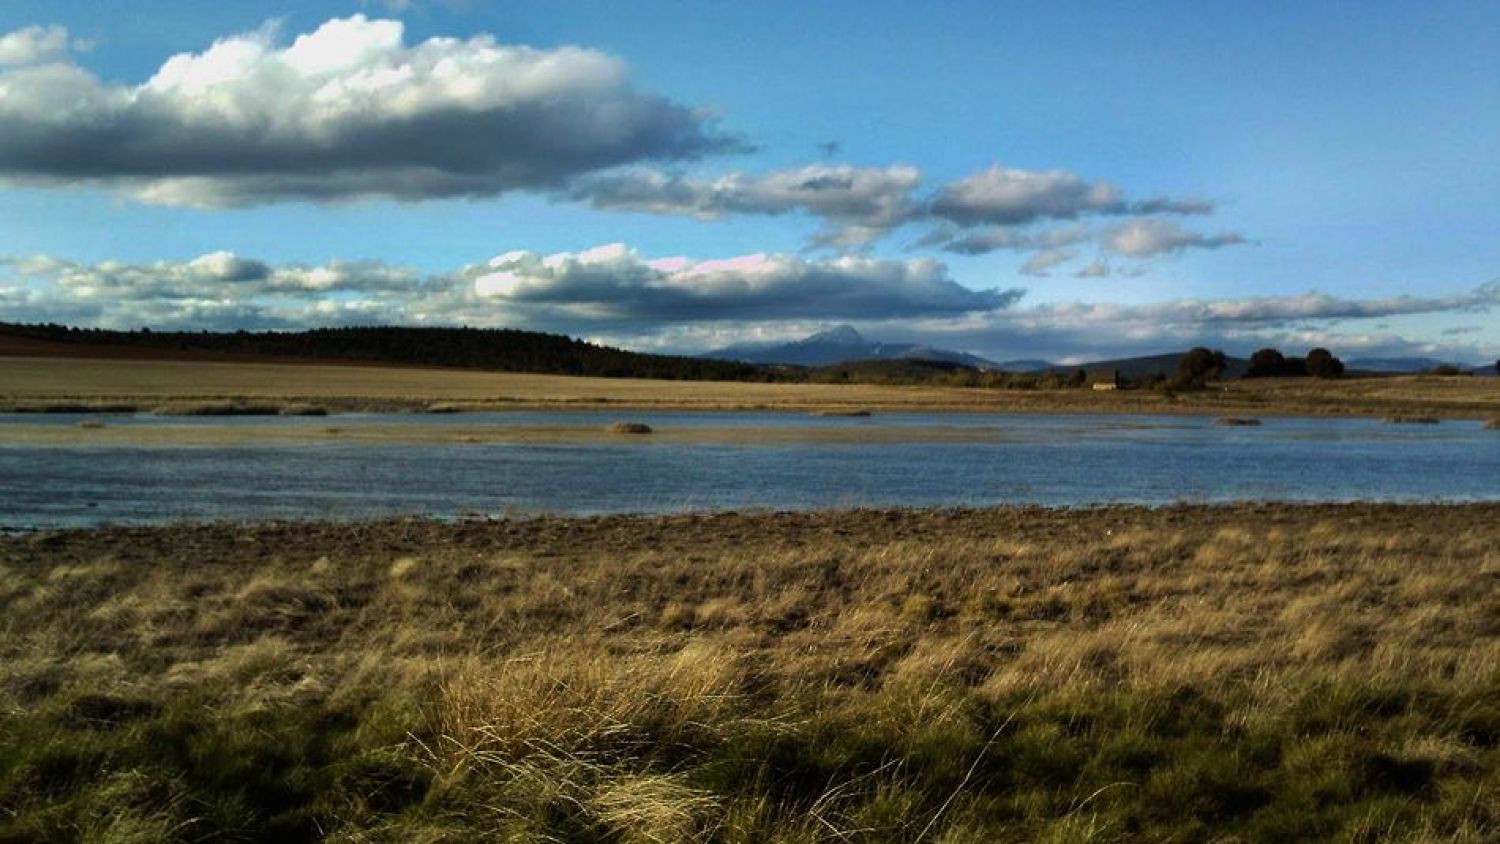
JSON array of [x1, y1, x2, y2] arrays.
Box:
[[709, 325, 998, 368], [0, 323, 765, 382], [1347, 357, 1496, 376]]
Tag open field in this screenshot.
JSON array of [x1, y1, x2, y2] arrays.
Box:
[[1, 504, 1495, 841], [2, 354, 1499, 418]]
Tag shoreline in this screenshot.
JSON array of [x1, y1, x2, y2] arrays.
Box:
[[2, 354, 1498, 420], [3, 393, 1497, 420], [7, 498, 1497, 537]]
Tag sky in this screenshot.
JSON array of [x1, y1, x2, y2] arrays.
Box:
[[0, 0, 1495, 364]]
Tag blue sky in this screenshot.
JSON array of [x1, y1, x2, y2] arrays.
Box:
[[0, 0, 1495, 363]]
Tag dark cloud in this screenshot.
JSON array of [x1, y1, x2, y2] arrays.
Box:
[[0, 17, 736, 206], [473, 244, 1021, 321]]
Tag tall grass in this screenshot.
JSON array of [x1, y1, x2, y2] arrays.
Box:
[[0, 504, 1495, 840]]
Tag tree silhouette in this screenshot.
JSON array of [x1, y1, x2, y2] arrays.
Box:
[[1247, 347, 1287, 377], [1304, 348, 1344, 379], [1174, 347, 1228, 388]]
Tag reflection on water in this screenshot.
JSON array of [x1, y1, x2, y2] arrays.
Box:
[[2, 411, 1495, 528]]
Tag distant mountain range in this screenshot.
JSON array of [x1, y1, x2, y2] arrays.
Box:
[[708, 326, 1227, 376], [710, 327, 1499, 379], [1346, 357, 1496, 375], [707, 326, 1007, 368]]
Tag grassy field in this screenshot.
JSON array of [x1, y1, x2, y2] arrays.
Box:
[[1, 504, 1495, 841], [2, 354, 1499, 418]]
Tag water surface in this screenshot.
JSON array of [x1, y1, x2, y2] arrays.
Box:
[[2, 411, 1495, 528]]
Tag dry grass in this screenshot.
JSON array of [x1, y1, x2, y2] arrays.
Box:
[[3, 355, 1498, 418], [0, 504, 1496, 841]]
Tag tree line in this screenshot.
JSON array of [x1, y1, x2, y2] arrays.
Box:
[[0, 323, 769, 382], [3, 323, 1370, 388]]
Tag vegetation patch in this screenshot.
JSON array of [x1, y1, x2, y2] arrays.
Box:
[[159, 402, 282, 416], [0, 504, 1495, 840]]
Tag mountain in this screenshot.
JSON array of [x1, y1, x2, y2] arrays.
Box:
[[994, 359, 1057, 373], [1345, 357, 1493, 375], [709, 325, 998, 368]]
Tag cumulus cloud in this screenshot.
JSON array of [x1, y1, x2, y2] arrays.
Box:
[[570, 164, 922, 247], [0, 244, 1022, 331], [0, 16, 734, 206], [0, 25, 74, 67], [0, 252, 443, 330], [473, 243, 1020, 321]]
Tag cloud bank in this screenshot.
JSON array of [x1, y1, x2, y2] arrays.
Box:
[[3, 249, 1493, 363], [0, 17, 734, 206], [474, 243, 1018, 321], [566, 160, 1243, 265], [569, 165, 922, 247]]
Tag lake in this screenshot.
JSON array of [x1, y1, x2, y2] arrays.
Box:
[[1, 410, 1496, 528]]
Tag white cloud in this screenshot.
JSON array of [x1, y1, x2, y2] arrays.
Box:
[[930, 165, 1124, 226], [1101, 218, 1248, 257], [0, 25, 72, 67], [570, 164, 922, 247], [0, 16, 734, 206]]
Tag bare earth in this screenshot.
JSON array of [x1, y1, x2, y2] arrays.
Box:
[[2, 354, 1498, 418]]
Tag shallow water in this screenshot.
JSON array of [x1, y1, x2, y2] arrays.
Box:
[[1, 411, 1495, 528]]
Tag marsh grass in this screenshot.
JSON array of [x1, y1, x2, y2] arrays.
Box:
[[0, 504, 1495, 841], [3, 355, 1498, 418]]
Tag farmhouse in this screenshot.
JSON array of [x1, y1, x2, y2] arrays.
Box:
[[1089, 369, 1122, 391]]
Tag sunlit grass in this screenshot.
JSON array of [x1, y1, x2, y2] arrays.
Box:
[[0, 504, 1495, 840], [2, 355, 1497, 417]]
